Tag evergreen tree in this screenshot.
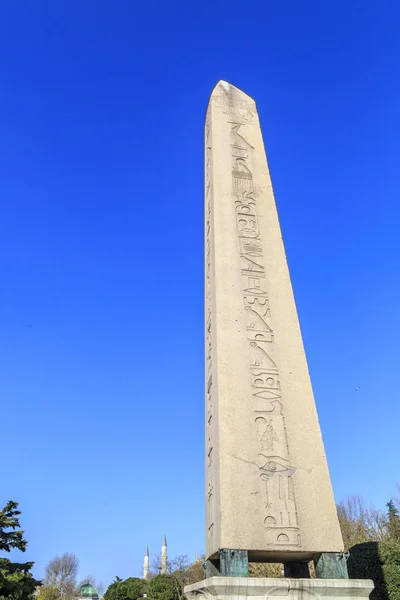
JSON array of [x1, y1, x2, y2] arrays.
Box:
[[147, 574, 181, 600], [104, 577, 147, 600], [387, 499, 400, 542], [0, 500, 41, 599]]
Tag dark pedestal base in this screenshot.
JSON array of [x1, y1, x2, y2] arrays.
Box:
[[314, 552, 349, 579], [205, 550, 249, 577], [284, 561, 310, 578]]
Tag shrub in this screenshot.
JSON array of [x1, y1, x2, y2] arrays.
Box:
[[348, 541, 400, 600]]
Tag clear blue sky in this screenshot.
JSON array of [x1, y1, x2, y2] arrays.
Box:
[[1, 0, 399, 590]]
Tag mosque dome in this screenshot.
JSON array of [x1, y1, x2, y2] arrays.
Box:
[[77, 583, 99, 598]]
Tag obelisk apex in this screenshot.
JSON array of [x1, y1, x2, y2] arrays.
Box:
[[205, 81, 344, 562], [210, 79, 255, 101]]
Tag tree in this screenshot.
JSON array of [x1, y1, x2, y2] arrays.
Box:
[[183, 558, 205, 586], [104, 577, 147, 600], [387, 500, 400, 542], [0, 500, 41, 600], [348, 540, 400, 600], [44, 553, 79, 600], [337, 495, 387, 549], [147, 574, 181, 600], [37, 586, 60, 600], [150, 554, 204, 593]]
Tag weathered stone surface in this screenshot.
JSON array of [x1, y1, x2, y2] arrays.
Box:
[[184, 577, 373, 600], [205, 81, 344, 561]]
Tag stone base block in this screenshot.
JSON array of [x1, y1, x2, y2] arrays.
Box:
[[184, 577, 373, 600]]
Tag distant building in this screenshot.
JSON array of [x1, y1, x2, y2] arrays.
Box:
[[143, 544, 149, 580], [143, 534, 168, 580], [161, 534, 167, 575], [76, 583, 99, 600]]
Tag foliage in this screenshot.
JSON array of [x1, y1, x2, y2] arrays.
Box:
[[0, 501, 27, 553], [249, 563, 283, 577], [348, 540, 400, 600], [147, 574, 181, 600], [0, 500, 41, 600], [337, 495, 387, 549], [104, 576, 147, 600], [37, 585, 60, 600], [166, 555, 204, 592], [44, 552, 79, 600], [150, 554, 204, 592], [249, 561, 316, 578], [182, 559, 205, 586], [387, 501, 400, 543]]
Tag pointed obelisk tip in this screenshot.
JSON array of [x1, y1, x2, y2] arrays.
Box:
[[210, 79, 255, 103], [162, 533, 167, 546], [145, 544, 149, 556]]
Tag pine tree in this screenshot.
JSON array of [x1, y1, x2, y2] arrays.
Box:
[[0, 500, 41, 599], [386, 499, 400, 542]]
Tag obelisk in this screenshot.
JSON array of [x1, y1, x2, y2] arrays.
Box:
[[204, 81, 343, 565]]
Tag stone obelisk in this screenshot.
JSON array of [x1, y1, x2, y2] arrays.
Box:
[[185, 80, 373, 600], [204, 81, 343, 565]]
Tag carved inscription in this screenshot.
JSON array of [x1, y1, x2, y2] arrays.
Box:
[[205, 109, 215, 540], [229, 115, 301, 547], [213, 89, 256, 124]]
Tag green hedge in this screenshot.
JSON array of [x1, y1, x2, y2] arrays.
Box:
[[348, 541, 400, 600]]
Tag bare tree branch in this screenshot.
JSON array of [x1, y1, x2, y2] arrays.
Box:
[[44, 552, 79, 600], [337, 495, 387, 549]]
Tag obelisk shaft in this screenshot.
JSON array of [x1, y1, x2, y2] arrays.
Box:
[[205, 81, 343, 561]]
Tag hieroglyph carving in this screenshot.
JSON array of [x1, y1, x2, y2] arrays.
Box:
[[230, 118, 301, 547]]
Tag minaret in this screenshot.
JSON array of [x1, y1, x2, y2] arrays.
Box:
[[160, 534, 167, 575], [143, 545, 149, 581]]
